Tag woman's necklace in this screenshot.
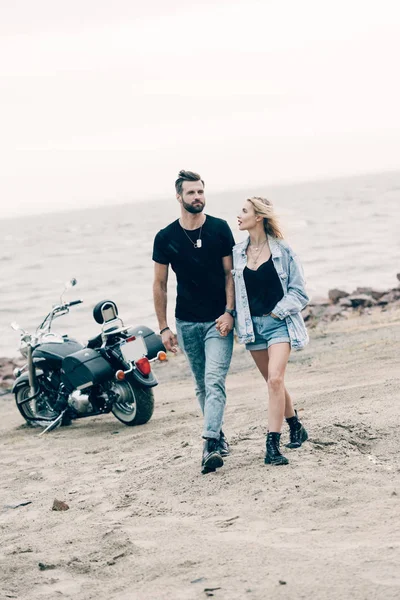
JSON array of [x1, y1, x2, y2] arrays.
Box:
[[248, 239, 268, 267]]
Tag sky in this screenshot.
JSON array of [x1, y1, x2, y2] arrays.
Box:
[[1, 0, 400, 218]]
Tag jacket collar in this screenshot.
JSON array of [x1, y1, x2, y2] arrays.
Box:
[[268, 235, 282, 258]]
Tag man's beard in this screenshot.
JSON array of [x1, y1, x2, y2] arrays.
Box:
[[182, 200, 205, 214]]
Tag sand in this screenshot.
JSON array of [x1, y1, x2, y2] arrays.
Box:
[[1, 307, 400, 600]]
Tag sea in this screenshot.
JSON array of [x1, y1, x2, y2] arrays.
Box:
[[1, 170, 399, 358]]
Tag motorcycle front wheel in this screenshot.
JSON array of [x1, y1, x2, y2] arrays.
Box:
[[15, 383, 60, 428], [111, 377, 154, 426]]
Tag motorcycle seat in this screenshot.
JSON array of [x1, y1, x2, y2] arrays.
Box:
[[87, 333, 102, 349], [87, 325, 122, 349]]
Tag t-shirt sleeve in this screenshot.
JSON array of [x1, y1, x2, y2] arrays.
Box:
[[220, 220, 236, 257], [152, 230, 170, 265]]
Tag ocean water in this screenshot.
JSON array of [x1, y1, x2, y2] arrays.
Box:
[[1, 170, 399, 357]]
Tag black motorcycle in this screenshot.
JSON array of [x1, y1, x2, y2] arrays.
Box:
[[10, 279, 166, 433]]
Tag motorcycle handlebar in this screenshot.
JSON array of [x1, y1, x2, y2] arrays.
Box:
[[67, 300, 83, 307]]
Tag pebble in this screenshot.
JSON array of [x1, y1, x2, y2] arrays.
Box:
[[52, 499, 69, 511]]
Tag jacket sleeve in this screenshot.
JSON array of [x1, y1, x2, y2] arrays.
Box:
[[272, 252, 309, 319]]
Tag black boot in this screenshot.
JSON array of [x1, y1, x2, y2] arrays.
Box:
[[218, 430, 230, 457], [286, 411, 308, 448], [201, 438, 224, 474], [264, 432, 289, 465]]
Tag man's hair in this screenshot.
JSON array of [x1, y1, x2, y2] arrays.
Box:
[[175, 170, 205, 195]]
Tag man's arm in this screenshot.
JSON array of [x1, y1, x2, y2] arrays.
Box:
[[215, 255, 235, 336], [153, 262, 178, 353]]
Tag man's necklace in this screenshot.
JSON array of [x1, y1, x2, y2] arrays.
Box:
[[179, 220, 204, 249]]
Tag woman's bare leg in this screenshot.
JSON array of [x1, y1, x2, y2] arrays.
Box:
[[250, 348, 269, 382], [284, 388, 295, 419], [250, 343, 292, 431], [266, 343, 291, 432]]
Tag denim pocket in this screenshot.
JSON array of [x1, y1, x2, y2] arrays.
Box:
[[269, 313, 281, 321]]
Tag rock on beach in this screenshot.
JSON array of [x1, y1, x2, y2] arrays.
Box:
[[0, 357, 24, 392], [303, 275, 400, 326]]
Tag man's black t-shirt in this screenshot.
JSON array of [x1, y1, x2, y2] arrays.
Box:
[[152, 215, 235, 322]]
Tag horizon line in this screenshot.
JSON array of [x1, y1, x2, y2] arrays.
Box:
[[1, 167, 399, 222]]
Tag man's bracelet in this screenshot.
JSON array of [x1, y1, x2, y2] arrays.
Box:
[[160, 327, 170, 335]]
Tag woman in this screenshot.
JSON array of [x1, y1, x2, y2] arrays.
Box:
[[232, 196, 309, 465]]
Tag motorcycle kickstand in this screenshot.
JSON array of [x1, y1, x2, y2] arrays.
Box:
[[38, 409, 67, 436]]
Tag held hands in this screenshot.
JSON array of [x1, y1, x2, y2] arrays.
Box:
[[161, 328, 178, 354], [215, 313, 234, 337]]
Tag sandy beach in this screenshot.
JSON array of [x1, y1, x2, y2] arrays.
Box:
[[1, 306, 400, 600]]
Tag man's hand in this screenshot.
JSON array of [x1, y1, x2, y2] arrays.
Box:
[[215, 313, 234, 337], [161, 328, 178, 354]]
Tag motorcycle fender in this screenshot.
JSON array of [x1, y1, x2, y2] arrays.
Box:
[[130, 368, 158, 388], [12, 370, 44, 394]]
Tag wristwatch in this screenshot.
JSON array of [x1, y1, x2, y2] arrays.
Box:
[[225, 307, 236, 318]]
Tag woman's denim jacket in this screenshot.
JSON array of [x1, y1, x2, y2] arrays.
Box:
[[232, 236, 309, 350]]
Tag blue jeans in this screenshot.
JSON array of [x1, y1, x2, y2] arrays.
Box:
[[176, 319, 234, 439]]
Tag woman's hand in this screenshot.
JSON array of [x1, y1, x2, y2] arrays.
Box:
[[215, 313, 234, 337]]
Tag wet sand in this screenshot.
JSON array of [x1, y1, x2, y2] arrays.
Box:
[[1, 307, 400, 600]]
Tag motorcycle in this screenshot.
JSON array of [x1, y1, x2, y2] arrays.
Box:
[[10, 279, 166, 434]]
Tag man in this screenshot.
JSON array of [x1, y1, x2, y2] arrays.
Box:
[[152, 170, 236, 474]]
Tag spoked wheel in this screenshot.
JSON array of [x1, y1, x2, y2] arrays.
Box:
[[111, 378, 154, 426], [15, 383, 60, 428]]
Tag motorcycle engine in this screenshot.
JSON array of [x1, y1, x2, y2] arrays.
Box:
[[69, 390, 92, 414]]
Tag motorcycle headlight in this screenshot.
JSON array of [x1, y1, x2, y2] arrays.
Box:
[[19, 341, 29, 358]]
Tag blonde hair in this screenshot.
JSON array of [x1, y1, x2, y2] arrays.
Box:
[[246, 196, 284, 239]]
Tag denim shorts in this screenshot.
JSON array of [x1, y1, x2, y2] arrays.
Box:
[[245, 315, 291, 351]]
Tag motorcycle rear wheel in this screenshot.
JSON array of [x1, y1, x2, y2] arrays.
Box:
[[111, 377, 154, 426], [15, 383, 60, 428]]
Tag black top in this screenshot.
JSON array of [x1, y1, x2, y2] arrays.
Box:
[[152, 215, 235, 322], [243, 257, 284, 316]]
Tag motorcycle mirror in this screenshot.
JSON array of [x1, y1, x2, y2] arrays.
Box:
[[10, 321, 20, 331], [61, 278, 78, 304], [66, 278, 77, 289]]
